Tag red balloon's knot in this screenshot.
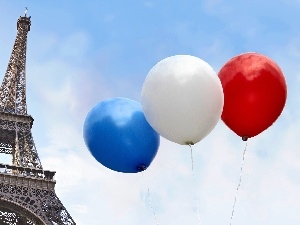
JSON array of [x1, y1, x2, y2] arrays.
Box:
[[242, 136, 248, 141]]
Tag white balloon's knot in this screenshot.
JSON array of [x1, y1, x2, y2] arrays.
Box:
[[186, 141, 194, 145], [137, 164, 147, 171]]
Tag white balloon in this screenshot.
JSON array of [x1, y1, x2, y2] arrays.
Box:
[[141, 55, 224, 145]]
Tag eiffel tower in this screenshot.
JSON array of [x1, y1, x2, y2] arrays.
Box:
[[0, 11, 76, 225]]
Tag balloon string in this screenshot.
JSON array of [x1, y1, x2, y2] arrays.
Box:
[[189, 144, 202, 225], [230, 141, 248, 225], [141, 172, 159, 225]]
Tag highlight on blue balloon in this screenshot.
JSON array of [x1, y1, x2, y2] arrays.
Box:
[[83, 97, 160, 173]]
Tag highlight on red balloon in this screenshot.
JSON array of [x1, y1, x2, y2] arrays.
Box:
[[218, 52, 287, 140]]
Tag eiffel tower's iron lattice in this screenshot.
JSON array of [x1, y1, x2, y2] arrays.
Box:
[[0, 13, 76, 225]]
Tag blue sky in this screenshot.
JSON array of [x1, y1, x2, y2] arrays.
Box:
[[0, 1, 300, 224]]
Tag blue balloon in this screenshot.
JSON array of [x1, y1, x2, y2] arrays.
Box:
[[83, 97, 160, 173]]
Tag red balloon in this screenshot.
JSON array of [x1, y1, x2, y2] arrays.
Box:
[[218, 52, 287, 140]]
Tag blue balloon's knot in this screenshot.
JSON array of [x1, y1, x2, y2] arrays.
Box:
[[137, 164, 147, 171]]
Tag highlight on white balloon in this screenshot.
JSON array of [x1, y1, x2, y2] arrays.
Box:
[[141, 55, 224, 145]]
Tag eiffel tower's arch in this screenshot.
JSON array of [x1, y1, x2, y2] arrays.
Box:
[[0, 198, 45, 225]]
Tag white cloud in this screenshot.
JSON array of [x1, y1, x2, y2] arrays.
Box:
[[103, 14, 116, 23], [59, 32, 90, 61], [143, 2, 154, 8]]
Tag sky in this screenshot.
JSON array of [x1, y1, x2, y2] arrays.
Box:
[[0, 0, 300, 225]]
